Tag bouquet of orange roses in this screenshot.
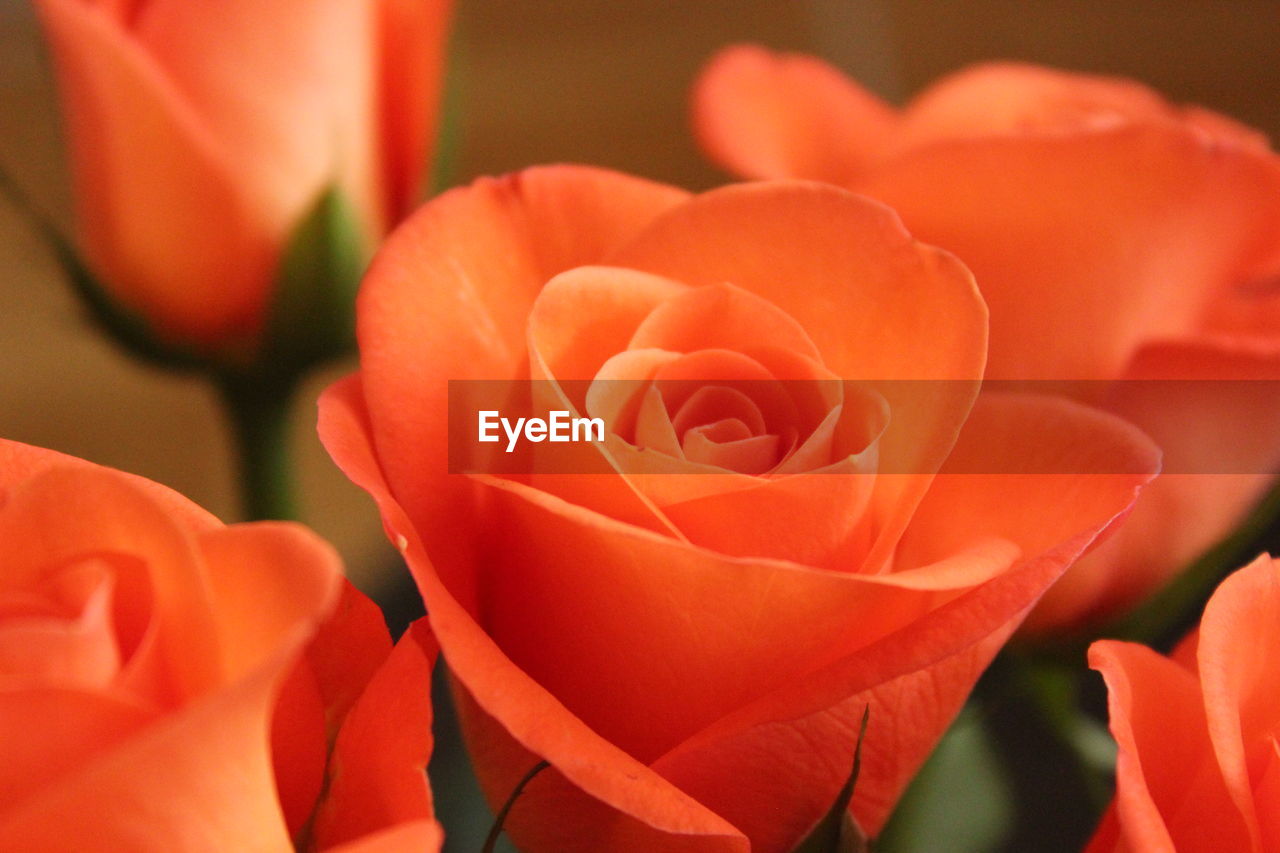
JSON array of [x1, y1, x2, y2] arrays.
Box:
[[2, 3, 1277, 851]]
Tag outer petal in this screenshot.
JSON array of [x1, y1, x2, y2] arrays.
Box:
[[0, 689, 154, 813], [0, 652, 298, 851], [271, 579, 393, 838], [317, 376, 748, 852], [1089, 640, 1251, 852], [324, 821, 443, 853], [692, 45, 898, 184], [1027, 339, 1280, 631], [310, 620, 439, 850], [136, 0, 382, 236], [376, 0, 452, 221], [1196, 555, 1280, 850], [466, 473, 1016, 765], [34, 0, 275, 345], [0, 439, 219, 531], [888, 62, 1256, 153], [199, 523, 343, 682], [861, 125, 1280, 381], [358, 166, 688, 592]]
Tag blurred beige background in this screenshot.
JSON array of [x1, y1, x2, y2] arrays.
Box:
[[3, 0, 1279, 592]]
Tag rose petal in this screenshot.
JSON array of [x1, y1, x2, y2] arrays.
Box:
[[647, 394, 1158, 840], [1089, 640, 1251, 852], [896, 393, 1161, 566], [0, 689, 154, 815], [309, 620, 439, 850], [0, 569, 120, 690], [1028, 338, 1280, 632], [692, 45, 898, 185], [465, 472, 1017, 764], [376, 0, 452, 221], [529, 265, 688, 385], [324, 820, 444, 853], [0, 439, 219, 532], [892, 62, 1193, 153], [1196, 554, 1280, 850], [0, 656, 297, 850], [628, 281, 822, 363], [861, 125, 1280, 381], [137, 0, 382, 234]]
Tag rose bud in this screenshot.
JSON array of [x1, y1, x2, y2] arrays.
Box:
[[32, 0, 451, 371]]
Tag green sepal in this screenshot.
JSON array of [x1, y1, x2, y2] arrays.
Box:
[[790, 706, 871, 853], [260, 184, 367, 382]]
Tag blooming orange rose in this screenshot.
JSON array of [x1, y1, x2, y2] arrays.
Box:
[[693, 49, 1280, 634], [1087, 553, 1280, 852], [34, 0, 452, 351], [0, 438, 440, 852], [319, 164, 1160, 851]]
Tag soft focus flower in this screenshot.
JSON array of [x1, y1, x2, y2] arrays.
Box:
[[319, 164, 1159, 851], [34, 0, 452, 355], [693, 49, 1280, 634], [0, 439, 440, 852], [1088, 553, 1280, 853]]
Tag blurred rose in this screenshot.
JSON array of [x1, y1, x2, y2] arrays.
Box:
[[1088, 553, 1280, 852], [0, 439, 439, 852], [693, 50, 1280, 634], [319, 164, 1159, 851], [34, 0, 451, 353]]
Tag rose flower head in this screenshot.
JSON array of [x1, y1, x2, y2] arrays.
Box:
[[0, 439, 440, 852], [693, 49, 1280, 635], [320, 165, 1160, 851], [1089, 553, 1280, 853]]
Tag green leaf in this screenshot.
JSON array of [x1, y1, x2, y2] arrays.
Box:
[[790, 706, 871, 853], [261, 184, 367, 380], [481, 759, 549, 853], [875, 705, 1013, 853]]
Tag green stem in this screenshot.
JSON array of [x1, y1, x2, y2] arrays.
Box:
[[217, 375, 298, 521]]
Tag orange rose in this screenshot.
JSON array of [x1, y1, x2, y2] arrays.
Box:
[[34, 0, 451, 352], [0, 439, 440, 852], [319, 164, 1159, 851], [1088, 553, 1280, 852], [693, 49, 1280, 634]]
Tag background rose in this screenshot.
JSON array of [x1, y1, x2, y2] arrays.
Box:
[[0, 439, 439, 852], [693, 50, 1280, 634], [320, 164, 1159, 851], [33, 0, 451, 351], [1088, 553, 1280, 852]]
